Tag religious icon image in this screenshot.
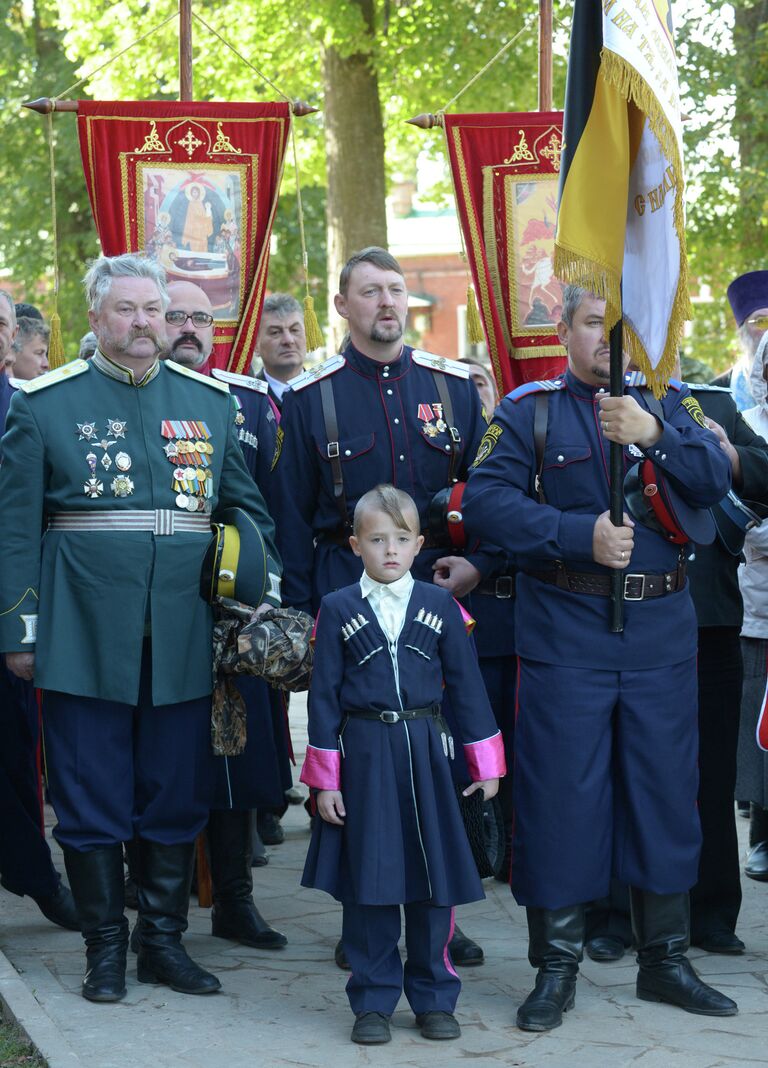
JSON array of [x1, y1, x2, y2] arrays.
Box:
[[509, 179, 563, 331], [141, 166, 246, 320]]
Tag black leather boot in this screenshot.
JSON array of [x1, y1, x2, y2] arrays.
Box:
[[207, 809, 286, 949], [448, 923, 484, 966], [630, 888, 738, 1016], [124, 836, 140, 910], [33, 878, 80, 931], [745, 803, 768, 881], [516, 904, 584, 1031], [134, 840, 221, 995], [63, 846, 128, 1002]]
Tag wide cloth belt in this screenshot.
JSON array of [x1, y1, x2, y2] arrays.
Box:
[[47, 510, 211, 536], [525, 563, 685, 601], [345, 704, 439, 724]]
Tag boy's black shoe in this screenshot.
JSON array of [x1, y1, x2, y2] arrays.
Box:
[[449, 924, 484, 966], [416, 1011, 461, 1039], [351, 1012, 391, 1044]]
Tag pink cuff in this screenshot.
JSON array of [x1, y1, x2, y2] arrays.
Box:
[[464, 730, 506, 780], [300, 744, 341, 790]]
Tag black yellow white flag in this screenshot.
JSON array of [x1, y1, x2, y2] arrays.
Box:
[[555, 0, 690, 394]]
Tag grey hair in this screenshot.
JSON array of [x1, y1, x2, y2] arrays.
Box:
[[83, 253, 169, 313], [262, 293, 302, 318], [0, 289, 16, 326], [738, 321, 759, 359], [560, 285, 591, 327], [78, 331, 99, 360], [11, 316, 49, 351]]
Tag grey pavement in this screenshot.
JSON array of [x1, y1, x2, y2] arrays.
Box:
[[1, 693, 768, 1067]]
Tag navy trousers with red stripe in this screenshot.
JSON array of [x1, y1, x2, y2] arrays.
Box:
[[342, 902, 459, 1016], [511, 657, 702, 910]]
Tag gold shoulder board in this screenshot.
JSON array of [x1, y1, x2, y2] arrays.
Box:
[[18, 360, 90, 393], [165, 360, 230, 392]]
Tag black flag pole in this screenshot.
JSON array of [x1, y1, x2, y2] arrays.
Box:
[[609, 311, 624, 633]]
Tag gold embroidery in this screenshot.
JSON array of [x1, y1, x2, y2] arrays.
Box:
[[472, 423, 503, 467], [211, 122, 242, 155], [503, 130, 536, 166], [134, 120, 166, 154], [271, 425, 284, 471], [537, 131, 563, 172], [177, 127, 204, 158], [681, 395, 707, 429]]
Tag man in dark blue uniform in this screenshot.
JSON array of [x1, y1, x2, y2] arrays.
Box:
[[272, 246, 504, 966], [463, 285, 737, 1030], [0, 301, 79, 931], [251, 293, 307, 413], [164, 281, 288, 950]]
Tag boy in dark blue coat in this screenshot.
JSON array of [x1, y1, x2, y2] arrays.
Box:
[[300, 485, 505, 1045]]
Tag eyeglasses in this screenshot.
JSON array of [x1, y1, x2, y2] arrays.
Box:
[[746, 315, 768, 330], [165, 310, 214, 327]]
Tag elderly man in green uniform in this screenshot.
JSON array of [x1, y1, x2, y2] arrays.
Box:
[[0, 253, 280, 1005]]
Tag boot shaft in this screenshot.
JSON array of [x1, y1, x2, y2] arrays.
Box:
[[526, 905, 585, 974], [629, 887, 689, 966]]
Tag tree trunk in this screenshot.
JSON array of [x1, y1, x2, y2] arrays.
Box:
[[323, 0, 388, 349]]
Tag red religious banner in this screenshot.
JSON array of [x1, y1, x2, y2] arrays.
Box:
[[444, 111, 567, 392], [77, 100, 291, 373]]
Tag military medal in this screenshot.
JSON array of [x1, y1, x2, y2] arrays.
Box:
[[418, 402, 444, 438], [107, 418, 127, 439], [628, 443, 643, 458], [77, 421, 98, 441], [83, 478, 104, 498], [161, 419, 214, 509], [115, 452, 132, 472], [86, 452, 98, 474], [433, 403, 447, 433], [111, 475, 134, 497]]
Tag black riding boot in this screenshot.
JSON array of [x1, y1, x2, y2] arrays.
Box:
[[63, 845, 128, 1002], [516, 904, 584, 1032], [207, 809, 287, 949], [134, 839, 221, 995], [630, 888, 738, 1016]]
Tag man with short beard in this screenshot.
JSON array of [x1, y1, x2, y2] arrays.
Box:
[[163, 279, 289, 951], [272, 246, 505, 971], [0, 253, 280, 1005]]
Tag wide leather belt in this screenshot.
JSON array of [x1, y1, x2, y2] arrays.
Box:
[[525, 562, 685, 601], [48, 510, 211, 536], [476, 572, 516, 598], [346, 704, 439, 723]]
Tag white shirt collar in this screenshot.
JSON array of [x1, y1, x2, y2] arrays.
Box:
[[360, 570, 413, 603], [263, 369, 291, 400]]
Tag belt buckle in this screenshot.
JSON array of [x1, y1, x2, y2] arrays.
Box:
[[623, 573, 646, 601], [494, 575, 514, 599], [380, 710, 400, 723], [327, 442, 340, 459]]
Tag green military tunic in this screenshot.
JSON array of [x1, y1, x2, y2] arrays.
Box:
[[0, 352, 280, 706]]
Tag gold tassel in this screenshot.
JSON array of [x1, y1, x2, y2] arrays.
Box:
[[466, 285, 485, 345], [47, 311, 66, 370], [303, 294, 324, 352]]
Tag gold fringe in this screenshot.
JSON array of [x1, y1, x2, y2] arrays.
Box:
[[47, 311, 65, 370], [599, 48, 692, 395], [303, 295, 324, 352], [552, 245, 623, 339], [466, 285, 485, 345]]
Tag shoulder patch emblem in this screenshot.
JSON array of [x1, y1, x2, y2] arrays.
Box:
[[411, 351, 470, 379], [681, 395, 708, 428], [271, 425, 284, 470], [165, 360, 229, 392], [471, 422, 503, 467], [18, 359, 90, 393], [288, 355, 345, 392], [211, 368, 268, 393]]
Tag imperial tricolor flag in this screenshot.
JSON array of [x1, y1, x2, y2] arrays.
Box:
[[554, 0, 690, 394]]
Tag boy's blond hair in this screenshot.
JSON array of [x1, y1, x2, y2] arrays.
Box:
[[353, 484, 419, 536]]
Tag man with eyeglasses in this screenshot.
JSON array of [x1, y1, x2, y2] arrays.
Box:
[[0, 254, 280, 1005], [163, 279, 290, 952]]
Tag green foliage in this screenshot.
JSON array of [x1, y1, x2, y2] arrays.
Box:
[[0, 2, 99, 346]]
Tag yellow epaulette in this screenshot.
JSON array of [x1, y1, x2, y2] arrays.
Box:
[[411, 350, 470, 379], [211, 368, 269, 394], [287, 354, 346, 392], [17, 360, 89, 394], [165, 359, 229, 392]]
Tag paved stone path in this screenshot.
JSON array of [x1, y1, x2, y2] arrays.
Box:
[[1, 694, 767, 1067]]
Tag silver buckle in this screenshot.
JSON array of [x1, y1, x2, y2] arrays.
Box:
[[623, 573, 646, 601], [380, 710, 400, 723], [327, 442, 340, 459], [495, 575, 514, 599]]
